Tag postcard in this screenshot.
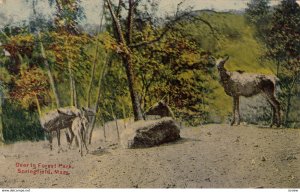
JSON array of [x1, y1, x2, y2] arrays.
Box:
[[0, 0, 299, 189]]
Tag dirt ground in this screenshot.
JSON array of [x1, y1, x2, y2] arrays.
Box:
[[0, 123, 300, 188]]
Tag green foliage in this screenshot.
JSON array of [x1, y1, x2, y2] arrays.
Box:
[[11, 67, 50, 109], [245, 0, 271, 39], [265, 0, 300, 126], [132, 25, 216, 124], [2, 100, 44, 142], [98, 56, 132, 121], [45, 32, 92, 77], [50, 0, 85, 34], [41, 31, 94, 107]]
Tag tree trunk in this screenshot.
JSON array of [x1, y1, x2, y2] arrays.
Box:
[[276, 60, 280, 77], [102, 117, 106, 141], [123, 56, 143, 121], [284, 91, 292, 127], [68, 59, 77, 107], [87, 46, 98, 108], [284, 75, 297, 127], [87, 0, 106, 108], [32, 0, 37, 16], [105, 0, 143, 121], [109, 102, 120, 140], [38, 32, 61, 108], [73, 79, 78, 108], [88, 55, 110, 144], [68, 60, 74, 106], [35, 94, 42, 117]]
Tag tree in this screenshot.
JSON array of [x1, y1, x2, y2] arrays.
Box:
[[104, 0, 214, 121], [104, 0, 144, 121], [38, 32, 62, 108], [49, 0, 84, 35], [0, 28, 50, 142], [245, 0, 271, 39], [44, 31, 92, 107], [266, 0, 300, 126], [10, 67, 50, 116], [22, 1, 62, 108], [48, 0, 86, 107], [87, 0, 106, 108], [132, 24, 215, 124]]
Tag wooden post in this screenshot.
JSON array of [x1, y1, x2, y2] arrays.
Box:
[[110, 103, 120, 141]]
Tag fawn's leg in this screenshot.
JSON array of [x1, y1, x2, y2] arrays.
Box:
[[231, 97, 237, 126]]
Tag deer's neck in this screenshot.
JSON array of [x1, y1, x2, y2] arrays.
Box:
[[217, 65, 230, 85]]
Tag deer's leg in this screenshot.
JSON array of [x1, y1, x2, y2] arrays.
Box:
[[267, 100, 276, 128], [231, 97, 237, 126], [263, 93, 275, 127], [269, 95, 281, 127], [56, 127, 61, 147], [81, 130, 89, 154], [75, 135, 79, 147], [264, 92, 281, 127], [78, 130, 83, 157], [67, 127, 75, 148], [48, 132, 53, 151]]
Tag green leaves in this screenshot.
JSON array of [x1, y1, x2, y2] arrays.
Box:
[[131, 27, 214, 124], [11, 67, 49, 109], [44, 31, 92, 80]]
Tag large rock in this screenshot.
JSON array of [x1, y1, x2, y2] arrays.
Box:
[[120, 117, 180, 148]]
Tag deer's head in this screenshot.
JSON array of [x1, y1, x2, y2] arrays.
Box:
[[79, 114, 89, 131], [216, 55, 229, 69], [145, 100, 167, 116]]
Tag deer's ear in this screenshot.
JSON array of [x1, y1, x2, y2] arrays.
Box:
[[224, 55, 230, 61], [159, 100, 166, 105]]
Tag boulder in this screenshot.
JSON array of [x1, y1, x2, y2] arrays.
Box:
[[120, 117, 180, 148]]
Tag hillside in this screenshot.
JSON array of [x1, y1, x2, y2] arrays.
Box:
[[182, 11, 278, 123]]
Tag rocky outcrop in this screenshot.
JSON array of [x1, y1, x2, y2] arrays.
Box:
[[120, 117, 180, 148]]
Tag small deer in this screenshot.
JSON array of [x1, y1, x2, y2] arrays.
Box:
[[69, 115, 89, 156], [144, 100, 175, 119]]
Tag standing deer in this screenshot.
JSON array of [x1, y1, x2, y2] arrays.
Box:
[[215, 55, 281, 127], [69, 114, 89, 156], [40, 107, 94, 150], [40, 107, 80, 150], [144, 100, 175, 119]]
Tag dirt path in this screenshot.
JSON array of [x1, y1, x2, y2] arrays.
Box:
[[0, 124, 300, 188]]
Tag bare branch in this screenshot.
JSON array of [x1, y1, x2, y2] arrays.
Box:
[[192, 16, 219, 40], [116, 0, 123, 18], [129, 0, 218, 49], [130, 12, 185, 47], [105, 0, 126, 44], [126, 0, 134, 44], [132, 0, 143, 6], [55, 0, 63, 13]]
